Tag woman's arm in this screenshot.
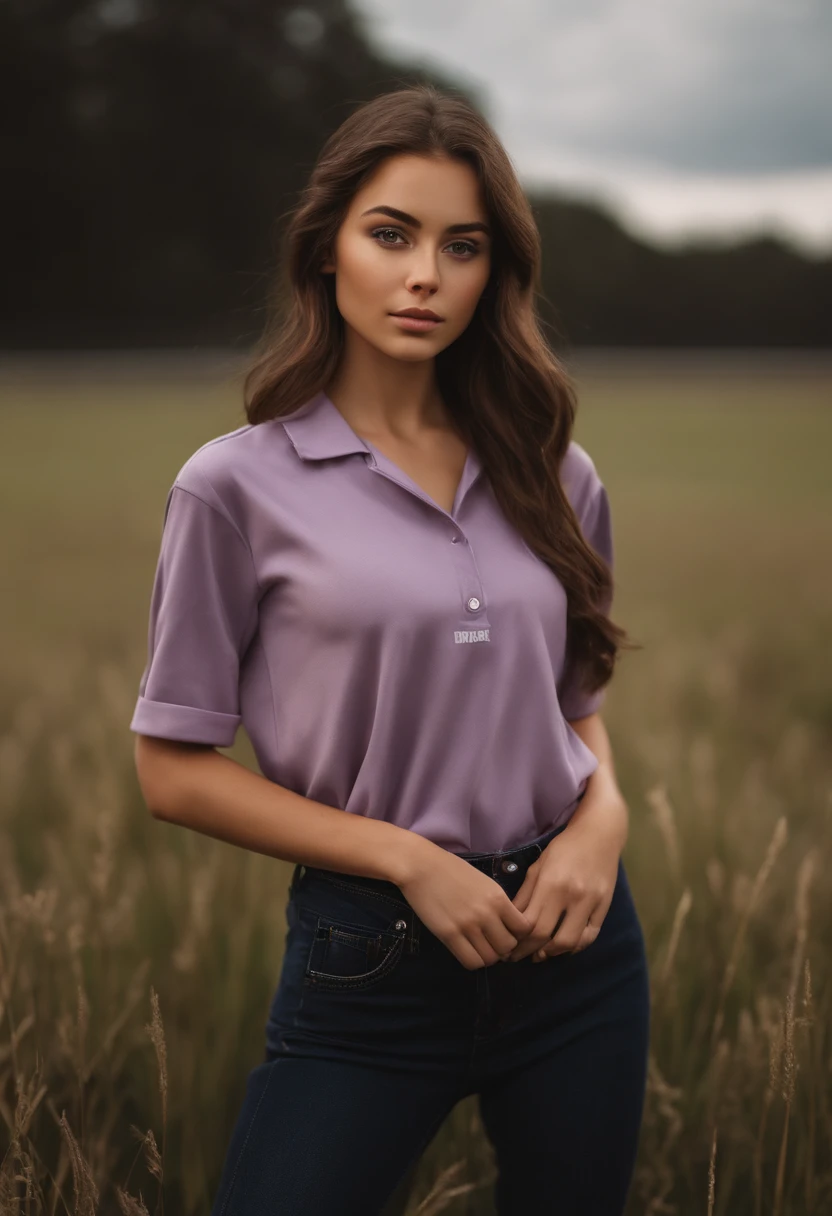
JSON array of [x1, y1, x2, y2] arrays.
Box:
[[564, 711, 629, 854], [506, 710, 628, 961], [134, 735, 438, 886]]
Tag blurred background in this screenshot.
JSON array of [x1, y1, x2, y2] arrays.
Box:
[[1, 3, 830, 1214], [2, 0, 832, 346]]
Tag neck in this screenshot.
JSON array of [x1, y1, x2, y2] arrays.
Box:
[[324, 330, 451, 442]]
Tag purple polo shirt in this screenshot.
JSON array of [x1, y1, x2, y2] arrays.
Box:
[[130, 390, 614, 853]]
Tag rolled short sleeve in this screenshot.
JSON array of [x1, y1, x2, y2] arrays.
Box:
[[557, 478, 614, 721], [130, 483, 260, 746]]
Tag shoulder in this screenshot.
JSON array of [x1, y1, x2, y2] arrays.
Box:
[[170, 418, 292, 523], [560, 440, 605, 520]]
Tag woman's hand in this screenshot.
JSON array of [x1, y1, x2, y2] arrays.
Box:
[[506, 787, 628, 963], [398, 841, 535, 970]]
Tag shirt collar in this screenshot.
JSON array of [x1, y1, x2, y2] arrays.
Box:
[[281, 391, 370, 461], [281, 389, 483, 491]]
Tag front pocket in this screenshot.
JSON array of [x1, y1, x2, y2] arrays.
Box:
[[303, 914, 408, 992]]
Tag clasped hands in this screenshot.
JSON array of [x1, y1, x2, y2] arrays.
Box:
[[502, 795, 626, 964]]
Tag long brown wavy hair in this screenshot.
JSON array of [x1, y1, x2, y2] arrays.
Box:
[[243, 83, 637, 703]]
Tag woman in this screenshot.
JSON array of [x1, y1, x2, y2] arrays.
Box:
[[131, 83, 650, 1216]]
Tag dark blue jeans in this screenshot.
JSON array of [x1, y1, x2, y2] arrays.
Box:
[[210, 822, 651, 1215]]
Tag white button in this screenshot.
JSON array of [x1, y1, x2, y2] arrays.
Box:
[[467, 596, 481, 611], [450, 536, 458, 543]]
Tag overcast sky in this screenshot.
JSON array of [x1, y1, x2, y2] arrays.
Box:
[[351, 0, 832, 254]]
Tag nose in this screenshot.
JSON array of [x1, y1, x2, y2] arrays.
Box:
[[404, 247, 440, 295]]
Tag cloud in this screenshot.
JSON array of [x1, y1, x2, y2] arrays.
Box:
[[351, 0, 832, 248], [356, 0, 831, 173]]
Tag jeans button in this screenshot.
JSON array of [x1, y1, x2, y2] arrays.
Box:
[[501, 860, 518, 873], [394, 919, 407, 931]]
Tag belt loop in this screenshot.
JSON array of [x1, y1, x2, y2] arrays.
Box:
[[289, 862, 305, 896]]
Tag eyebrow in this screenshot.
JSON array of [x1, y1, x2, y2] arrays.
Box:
[[360, 205, 491, 237]]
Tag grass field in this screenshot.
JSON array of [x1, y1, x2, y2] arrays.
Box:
[[1, 350, 830, 1214]]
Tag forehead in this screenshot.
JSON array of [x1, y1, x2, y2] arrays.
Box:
[[349, 153, 487, 219]]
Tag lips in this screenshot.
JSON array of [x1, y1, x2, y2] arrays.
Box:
[[390, 313, 443, 332], [391, 310, 443, 321]]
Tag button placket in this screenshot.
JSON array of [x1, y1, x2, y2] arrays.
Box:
[[448, 533, 490, 637], [356, 445, 487, 608], [364, 455, 486, 615]]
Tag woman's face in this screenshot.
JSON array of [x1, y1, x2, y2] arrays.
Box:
[[321, 153, 493, 362]]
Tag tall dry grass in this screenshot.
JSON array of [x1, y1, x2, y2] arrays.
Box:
[[1, 619, 829, 1215], [1, 353, 830, 1213]]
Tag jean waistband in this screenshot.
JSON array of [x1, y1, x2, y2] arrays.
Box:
[[290, 812, 578, 906], [453, 820, 569, 876]]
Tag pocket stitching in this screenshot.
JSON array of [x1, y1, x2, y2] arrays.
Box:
[[303, 915, 407, 991]]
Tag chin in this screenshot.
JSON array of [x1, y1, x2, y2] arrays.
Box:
[[391, 348, 438, 363], [373, 336, 437, 359]]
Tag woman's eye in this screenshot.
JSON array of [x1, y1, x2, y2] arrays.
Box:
[[448, 240, 479, 257], [370, 228, 479, 258]]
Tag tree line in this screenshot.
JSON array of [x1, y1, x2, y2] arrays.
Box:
[[4, 0, 829, 348]]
